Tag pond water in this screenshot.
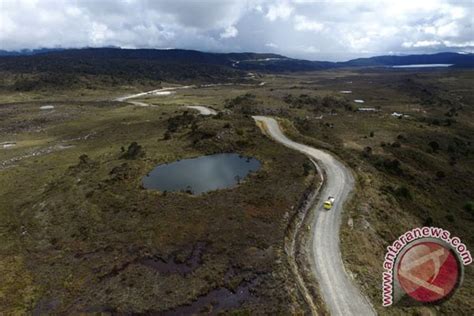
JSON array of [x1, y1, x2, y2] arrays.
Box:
[[142, 153, 261, 194], [391, 64, 453, 68]]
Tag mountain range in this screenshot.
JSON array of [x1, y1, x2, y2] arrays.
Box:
[[1, 48, 472, 90], [1, 48, 473, 71]]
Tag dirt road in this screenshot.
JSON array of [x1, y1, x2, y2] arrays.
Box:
[[185, 105, 217, 116], [253, 116, 374, 316], [115, 87, 216, 116]]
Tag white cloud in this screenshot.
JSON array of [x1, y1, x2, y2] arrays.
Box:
[[443, 40, 474, 48], [0, 0, 472, 60], [265, 42, 278, 48], [436, 22, 459, 37], [402, 40, 442, 48], [294, 15, 324, 32], [220, 25, 238, 39], [265, 1, 294, 21]]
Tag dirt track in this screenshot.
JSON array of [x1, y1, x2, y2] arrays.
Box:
[[253, 116, 375, 316]]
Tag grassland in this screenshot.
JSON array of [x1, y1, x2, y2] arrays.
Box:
[[1, 67, 473, 314], [0, 94, 321, 313]]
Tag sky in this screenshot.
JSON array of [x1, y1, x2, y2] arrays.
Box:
[[0, 0, 473, 61]]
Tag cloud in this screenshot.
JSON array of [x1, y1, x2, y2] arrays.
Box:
[[294, 15, 324, 32], [402, 40, 442, 48], [265, 1, 294, 21], [443, 40, 474, 48], [265, 42, 278, 48], [220, 26, 238, 39], [0, 0, 472, 61]]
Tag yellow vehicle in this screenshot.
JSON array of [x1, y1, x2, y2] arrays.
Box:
[[323, 196, 335, 210]]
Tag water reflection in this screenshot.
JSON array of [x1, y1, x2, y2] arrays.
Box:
[[142, 153, 261, 194]]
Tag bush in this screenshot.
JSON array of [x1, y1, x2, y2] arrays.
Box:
[[167, 111, 197, 133], [383, 159, 403, 175], [362, 146, 372, 157], [302, 161, 312, 176], [121, 142, 145, 159], [394, 185, 412, 200], [79, 154, 91, 165], [224, 93, 262, 115]]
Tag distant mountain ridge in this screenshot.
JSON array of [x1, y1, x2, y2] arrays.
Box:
[[0, 47, 472, 69], [0, 49, 472, 89], [340, 52, 474, 67]]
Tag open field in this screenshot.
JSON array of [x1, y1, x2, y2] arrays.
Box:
[[0, 98, 320, 313], [1, 67, 473, 314]]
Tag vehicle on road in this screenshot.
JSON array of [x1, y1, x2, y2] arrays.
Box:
[[323, 196, 335, 210]]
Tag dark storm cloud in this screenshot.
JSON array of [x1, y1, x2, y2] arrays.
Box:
[[0, 0, 472, 61]]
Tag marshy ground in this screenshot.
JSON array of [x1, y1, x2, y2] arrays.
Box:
[[1, 68, 473, 314]]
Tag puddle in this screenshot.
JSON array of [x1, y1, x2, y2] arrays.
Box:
[[153, 91, 175, 96], [1, 142, 16, 149], [353, 99, 365, 103], [142, 153, 261, 194], [339, 90, 352, 94], [40, 105, 55, 110], [392, 64, 453, 68]]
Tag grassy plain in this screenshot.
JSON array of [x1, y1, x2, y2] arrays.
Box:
[[1, 67, 473, 314]]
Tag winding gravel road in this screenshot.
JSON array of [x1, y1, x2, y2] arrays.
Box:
[[116, 85, 373, 314], [115, 87, 217, 116], [253, 116, 375, 316]]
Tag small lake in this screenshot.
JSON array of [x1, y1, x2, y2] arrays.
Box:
[[391, 64, 453, 68], [142, 153, 261, 194]]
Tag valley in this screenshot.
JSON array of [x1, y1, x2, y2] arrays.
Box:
[[1, 60, 473, 314]]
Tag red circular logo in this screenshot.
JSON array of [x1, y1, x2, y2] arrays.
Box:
[[397, 241, 461, 303]]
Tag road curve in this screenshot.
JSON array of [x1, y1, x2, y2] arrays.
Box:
[[185, 105, 217, 116], [114, 87, 216, 116], [253, 116, 375, 316]]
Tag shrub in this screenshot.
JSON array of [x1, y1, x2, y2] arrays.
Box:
[[121, 142, 145, 159], [302, 161, 312, 176], [167, 111, 197, 133], [79, 154, 90, 165], [362, 146, 372, 157], [383, 159, 403, 175], [394, 185, 412, 200]]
